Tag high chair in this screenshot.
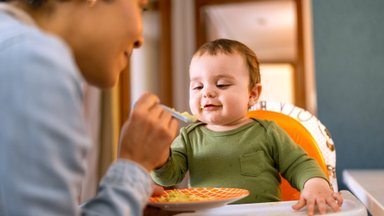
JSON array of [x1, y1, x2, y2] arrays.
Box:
[[248, 100, 338, 201]]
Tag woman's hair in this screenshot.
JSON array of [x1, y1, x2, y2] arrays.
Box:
[[0, 0, 62, 9], [193, 38, 261, 90]]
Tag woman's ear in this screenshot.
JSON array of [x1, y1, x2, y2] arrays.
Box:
[[248, 84, 262, 107]]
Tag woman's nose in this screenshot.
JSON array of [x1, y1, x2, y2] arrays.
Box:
[[133, 36, 144, 48]]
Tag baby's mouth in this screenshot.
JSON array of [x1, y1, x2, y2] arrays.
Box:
[[201, 104, 221, 110]]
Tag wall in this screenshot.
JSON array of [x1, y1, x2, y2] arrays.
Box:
[[312, 0, 384, 189], [130, 11, 160, 105]]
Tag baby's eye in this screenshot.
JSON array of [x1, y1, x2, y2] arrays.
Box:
[[216, 84, 231, 89], [192, 85, 203, 90]]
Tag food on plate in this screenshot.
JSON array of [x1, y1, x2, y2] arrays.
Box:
[[158, 191, 214, 202]]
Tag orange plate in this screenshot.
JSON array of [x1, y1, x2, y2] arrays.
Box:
[[148, 188, 250, 211]]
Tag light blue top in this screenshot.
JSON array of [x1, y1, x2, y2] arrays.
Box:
[[0, 5, 151, 216]]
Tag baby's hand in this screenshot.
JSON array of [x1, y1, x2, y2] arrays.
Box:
[[292, 178, 343, 215], [151, 182, 165, 196]]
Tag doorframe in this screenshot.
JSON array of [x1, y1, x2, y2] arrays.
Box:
[[119, 0, 173, 129]]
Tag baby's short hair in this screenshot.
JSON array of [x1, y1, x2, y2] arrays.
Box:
[[194, 38, 261, 90]]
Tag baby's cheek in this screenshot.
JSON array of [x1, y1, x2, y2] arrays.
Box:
[[189, 100, 199, 113]]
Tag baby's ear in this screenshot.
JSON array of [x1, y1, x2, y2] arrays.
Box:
[[248, 84, 262, 107]]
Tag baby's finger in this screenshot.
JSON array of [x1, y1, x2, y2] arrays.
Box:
[[333, 192, 344, 206], [291, 198, 306, 210], [326, 196, 341, 212], [306, 199, 315, 216], [316, 199, 327, 214], [152, 184, 165, 196]]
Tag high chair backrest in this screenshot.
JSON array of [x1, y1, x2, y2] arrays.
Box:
[[248, 101, 337, 201]]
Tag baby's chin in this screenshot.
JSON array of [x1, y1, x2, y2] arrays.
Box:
[[202, 119, 227, 127]]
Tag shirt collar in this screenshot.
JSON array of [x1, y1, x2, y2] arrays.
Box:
[[0, 3, 37, 26]]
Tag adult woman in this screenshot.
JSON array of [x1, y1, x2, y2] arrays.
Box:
[[0, 0, 178, 215]]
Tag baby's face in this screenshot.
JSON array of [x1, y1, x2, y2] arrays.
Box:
[[189, 53, 254, 131]]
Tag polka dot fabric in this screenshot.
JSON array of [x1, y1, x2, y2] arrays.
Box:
[[249, 100, 338, 191]]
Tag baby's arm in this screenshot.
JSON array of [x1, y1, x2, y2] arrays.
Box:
[[151, 132, 189, 187], [292, 177, 343, 216]]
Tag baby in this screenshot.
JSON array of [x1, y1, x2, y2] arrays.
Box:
[[152, 38, 343, 215]]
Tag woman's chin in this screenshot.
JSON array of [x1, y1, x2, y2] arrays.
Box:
[[87, 76, 117, 89]]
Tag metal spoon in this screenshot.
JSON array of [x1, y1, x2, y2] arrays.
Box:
[[161, 105, 197, 123]]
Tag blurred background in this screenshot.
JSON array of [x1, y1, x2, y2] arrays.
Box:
[[81, 0, 384, 204]]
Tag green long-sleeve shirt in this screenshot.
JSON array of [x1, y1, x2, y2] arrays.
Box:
[[151, 119, 327, 203]]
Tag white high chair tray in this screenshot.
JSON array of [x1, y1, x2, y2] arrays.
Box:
[[176, 190, 367, 216]]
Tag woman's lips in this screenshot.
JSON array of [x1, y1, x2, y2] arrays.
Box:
[[121, 51, 130, 70], [124, 51, 130, 59]]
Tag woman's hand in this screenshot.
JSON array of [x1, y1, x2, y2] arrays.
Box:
[[292, 178, 343, 216], [118, 92, 179, 171]]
